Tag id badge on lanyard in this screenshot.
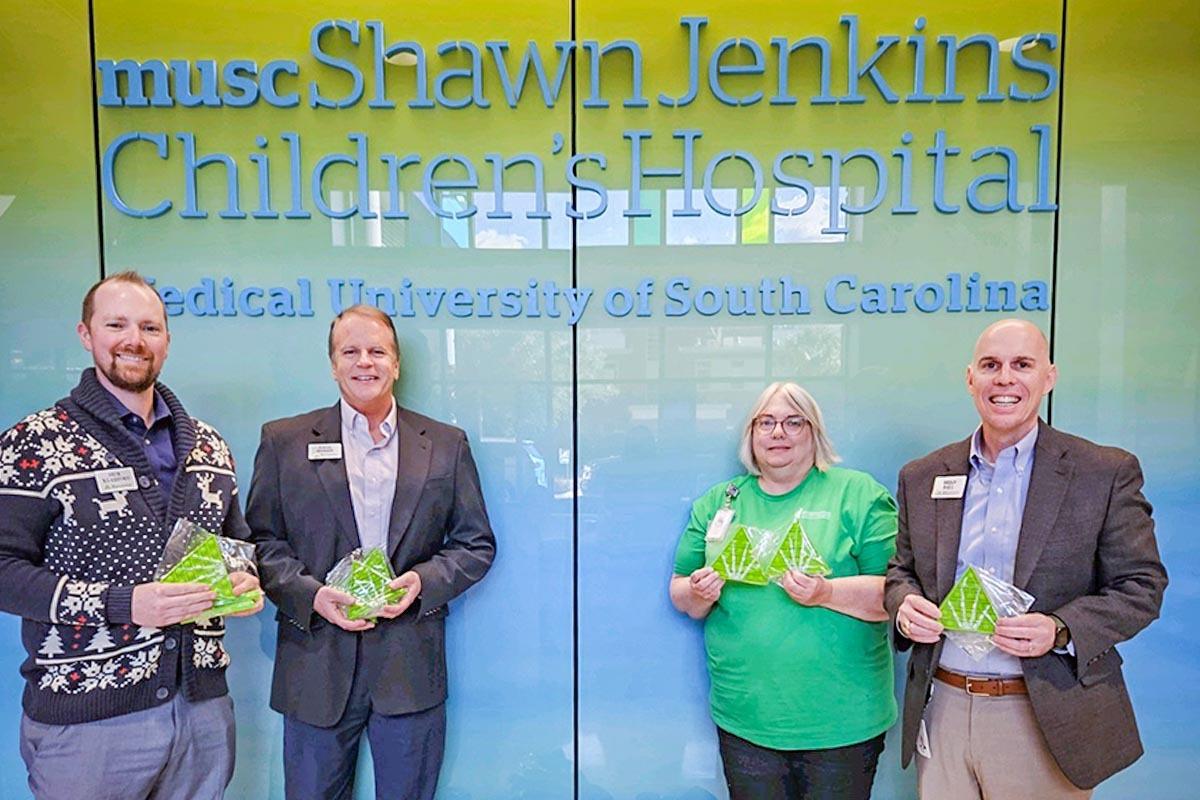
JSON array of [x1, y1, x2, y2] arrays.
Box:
[[705, 483, 740, 542]]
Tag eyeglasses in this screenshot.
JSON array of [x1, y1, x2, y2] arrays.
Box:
[[754, 415, 808, 435]]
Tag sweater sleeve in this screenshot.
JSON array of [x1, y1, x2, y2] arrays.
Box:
[[0, 415, 119, 626]]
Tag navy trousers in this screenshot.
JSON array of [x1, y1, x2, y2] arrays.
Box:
[[283, 641, 446, 800]]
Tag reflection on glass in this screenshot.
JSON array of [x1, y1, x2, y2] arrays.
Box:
[[546, 193, 574, 251], [578, 190, 631, 247], [773, 187, 849, 244], [324, 187, 856, 251], [633, 190, 662, 246], [475, 192, 545, 249], [665, 189, 737, 245], [771, 324, 845, 377], [437, 193, 470, 247], [741, 187, 770, 244], [663, 326, 767, 378]]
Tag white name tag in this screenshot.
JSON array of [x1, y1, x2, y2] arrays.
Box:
[[916, 718, 932, 758], [94, 467, 137, 493], [706, 507, 734, 542], [308, 443, 343, 461], [931, 475, 967, 499]]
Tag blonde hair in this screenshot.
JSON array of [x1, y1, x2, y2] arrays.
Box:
[[737, 382, 840, 475]]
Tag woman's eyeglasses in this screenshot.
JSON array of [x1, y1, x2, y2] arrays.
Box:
[[754, 416, 808, 435]]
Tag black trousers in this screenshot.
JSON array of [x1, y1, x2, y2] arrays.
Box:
[[717, 728, 886, 800]]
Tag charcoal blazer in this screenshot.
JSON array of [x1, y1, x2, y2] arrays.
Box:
[[884, 420, 1167, 789], [245, 402, 495, 726]]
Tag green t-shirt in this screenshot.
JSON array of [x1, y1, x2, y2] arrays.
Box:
[[673, 468, 899, 750]]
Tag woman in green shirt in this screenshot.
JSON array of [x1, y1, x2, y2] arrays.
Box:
[[670, 381, 898, 800]]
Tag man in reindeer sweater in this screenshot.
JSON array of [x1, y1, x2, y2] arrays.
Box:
[[0, 271, 262, 800]]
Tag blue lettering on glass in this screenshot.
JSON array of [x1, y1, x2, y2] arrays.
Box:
[[309, 20, 365, 109], [1010, 33, 1059, 102], [435, 41, 491, 109], [770, 35, 835, 105], [659, 17, 706, 107], [708, 38, 765, 107], [102, 132, 172, 218], [838, 15, 900, 104]]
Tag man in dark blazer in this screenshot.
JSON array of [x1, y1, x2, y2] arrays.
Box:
[[885, 319, 1166, 799], [245, 304, 495, 800]]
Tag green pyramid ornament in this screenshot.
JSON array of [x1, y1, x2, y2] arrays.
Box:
[[160, 533, 261, 621], [766, 520, 832, 578], [708, 525, 770, 585], [939, 566, 998, 633], [340, 548, 406, 621]]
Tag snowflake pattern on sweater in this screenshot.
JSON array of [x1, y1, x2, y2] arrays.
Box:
[[1, 397, 244, 712]]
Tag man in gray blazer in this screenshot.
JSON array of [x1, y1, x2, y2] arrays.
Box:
[[885, 319, 1167, 799], [246, 304, 495, 800]]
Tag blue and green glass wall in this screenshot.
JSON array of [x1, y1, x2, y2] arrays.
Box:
[[0, 1, 1196, 797]]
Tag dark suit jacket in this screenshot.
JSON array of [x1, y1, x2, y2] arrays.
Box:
[[245, 403, 495, 726], [885, 421, 1167, 789]]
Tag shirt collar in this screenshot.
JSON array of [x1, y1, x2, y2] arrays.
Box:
[[970, 423, 1039, 472], [103, 386, 170, 429], [339, 397, 397, 442]]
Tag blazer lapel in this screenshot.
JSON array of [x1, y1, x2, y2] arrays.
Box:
[[935, 439, 972, 602], [310, 404, 361, 554], [1013, 422, 1072, 589], [387, 410, 432, 558]]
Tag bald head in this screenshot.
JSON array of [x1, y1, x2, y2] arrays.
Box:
[[972, 319, 1050, 364], [967, 318, 1057, 459]]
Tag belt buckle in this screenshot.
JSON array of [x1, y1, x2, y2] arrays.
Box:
[[964, 676, 991, 696]]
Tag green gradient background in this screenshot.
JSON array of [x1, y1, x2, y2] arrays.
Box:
[[0, 1, 1196, 798]]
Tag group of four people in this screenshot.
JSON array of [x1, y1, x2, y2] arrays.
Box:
[[0, 270, 1168, 800]]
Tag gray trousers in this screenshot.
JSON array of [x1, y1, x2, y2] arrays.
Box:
[[20, 693, 235, 800]]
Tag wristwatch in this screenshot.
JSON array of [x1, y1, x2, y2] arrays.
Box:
[[1049, 614, 1071, 649]]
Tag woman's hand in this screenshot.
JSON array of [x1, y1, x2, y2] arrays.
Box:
[[779, 570, 833, 607], [688, 567, 725, 603], [670, 568, 724, 619]]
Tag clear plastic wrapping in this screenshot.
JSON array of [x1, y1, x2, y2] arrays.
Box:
[[155, 518, 262, 622], [324, 547, 406, 621], [707, 525, 772, 585], [939, 565, 1035, 660], [764, 519, 832, 580], [705, 516, 831, 586]]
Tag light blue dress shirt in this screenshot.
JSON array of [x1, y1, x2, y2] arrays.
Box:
[[939, 424, 1038, 677], [340, 398, 399, 553]]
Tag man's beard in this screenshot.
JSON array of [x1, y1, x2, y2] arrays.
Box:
[[98, 349, 161, 393]]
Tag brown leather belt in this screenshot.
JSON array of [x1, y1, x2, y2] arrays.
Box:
[[935, 667, 1027, 696]]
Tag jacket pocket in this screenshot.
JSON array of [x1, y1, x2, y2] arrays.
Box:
[[1080, 647, 1124, 687]]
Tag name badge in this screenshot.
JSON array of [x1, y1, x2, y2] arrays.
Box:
[[308, 443, 343, 461], [95, 467, 137, 493], [705, 507, 735, 542], [916, 719, 932, 759], [931, 475, 967, 499]]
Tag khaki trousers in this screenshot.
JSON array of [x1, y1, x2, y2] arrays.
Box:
[[917, 677, 1091, 800]]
